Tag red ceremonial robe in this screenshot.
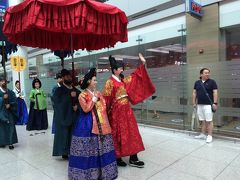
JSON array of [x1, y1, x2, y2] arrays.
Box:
[[102, 64, 155, 158]]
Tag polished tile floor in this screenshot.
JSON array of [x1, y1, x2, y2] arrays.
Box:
[[1, 111, 240, 180]]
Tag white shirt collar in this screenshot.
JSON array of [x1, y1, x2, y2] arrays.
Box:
[[112, 74, 121, 82], [0, 87, 6, 93], [15, 87, 21, 92], [86, 88, 94, 95], [63, 83, 72, 89]]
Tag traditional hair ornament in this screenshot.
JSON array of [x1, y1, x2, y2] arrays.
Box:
[[79, 68, 96, 90]]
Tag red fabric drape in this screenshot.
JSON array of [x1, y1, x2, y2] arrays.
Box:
[[3, 0, 128, 50], [125, 64, 156, 105]]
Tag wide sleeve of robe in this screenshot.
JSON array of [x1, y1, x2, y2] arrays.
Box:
[[52, 87, 69, 126], [29, 89, 35, 103], [0, 92, 8, 122], [79, 90, 111, 135], [123, 64, 156, 105], [53, 87, 79, 126], [50, 86, 57, 109], [78, 91, 95, 113], [0, 90, 18, 123], [8, 90, 18, 122]]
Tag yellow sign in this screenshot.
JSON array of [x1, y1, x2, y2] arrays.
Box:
[[10, 56, 27, 72]]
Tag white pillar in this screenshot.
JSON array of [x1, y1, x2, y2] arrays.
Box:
[[8, 0, 28, 94]]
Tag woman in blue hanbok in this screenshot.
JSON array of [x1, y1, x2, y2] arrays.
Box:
[[13, 81, 28, 125], [68, 68, 118, 180]]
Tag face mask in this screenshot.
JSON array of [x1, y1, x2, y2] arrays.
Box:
[[119, 73, 124, 79], [64, 80, 72, 85], [2, 84, 6, 89]]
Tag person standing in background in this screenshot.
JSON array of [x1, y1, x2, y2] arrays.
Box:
[[0, 76, 18, 149], [50, 72, 62, 134], [52, 69, 80, 160], [13, 80, 28, 125], [26, 78, 48, 135], [151, 96, 160, 118], [193, 68, 218, 143]]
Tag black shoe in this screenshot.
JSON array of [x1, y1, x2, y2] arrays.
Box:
[[129, 160, 144, 168], [117, 159, 127, 167], [9, 145, 14, 150], [0, 145, 6, 148], [62, 155, 68, 160]]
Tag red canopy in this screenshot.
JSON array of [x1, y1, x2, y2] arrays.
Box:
[[3, 0, 128, 51]]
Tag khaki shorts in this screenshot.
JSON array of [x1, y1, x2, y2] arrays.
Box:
[[197, 105, 213, 122]]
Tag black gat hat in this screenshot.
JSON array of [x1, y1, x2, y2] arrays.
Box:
[[109, 55, 124, 71]]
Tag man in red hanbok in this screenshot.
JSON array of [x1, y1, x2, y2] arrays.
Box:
[[102, 53, 155, 168]]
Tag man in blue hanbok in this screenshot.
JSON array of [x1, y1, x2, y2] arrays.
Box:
[[50, 72, 62, 134], [52, 69, 80, 159], [0, 76, 18, 149]]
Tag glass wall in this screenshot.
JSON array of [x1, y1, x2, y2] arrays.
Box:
[[24, 24, 188, 129], [183, 25, 240, 137], [215, 26, 240, 137], [22, 22, 240, 137]]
